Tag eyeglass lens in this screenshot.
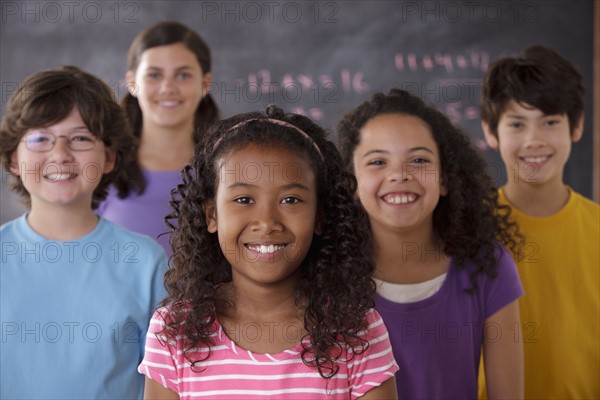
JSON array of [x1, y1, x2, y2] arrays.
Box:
[[23, 131, 96, 152]]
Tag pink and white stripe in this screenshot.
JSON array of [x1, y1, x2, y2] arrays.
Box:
[[139, 308, 398, 399]]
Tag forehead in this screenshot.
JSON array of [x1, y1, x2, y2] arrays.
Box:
[[217, 143, 315, 185], [138, 43, 201, 70], [501, 100, 551, 118], [358, 114, 437, 150], [26, 107, 87, 132]]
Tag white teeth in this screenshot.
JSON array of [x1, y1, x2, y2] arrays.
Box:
[[158, 101, 180, 107], [523, 156, 548, 164], [45, 173, 74, 181], [247, 244, 286, 254], [384, 194, 417, 205]]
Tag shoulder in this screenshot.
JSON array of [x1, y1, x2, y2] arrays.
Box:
[[98, 218, 166, 257], [573, 191, 600, 216], [0, 214, 27, 241], [361, 309, 389, 339], [456, 243, 515, 277], [479, 243, 523, 312], [0, 217, 19, 235]]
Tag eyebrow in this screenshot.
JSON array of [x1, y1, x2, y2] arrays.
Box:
[[36, 126, 91, 134], [504, 114, 528, 119], [225, 182, 311, 191], [146, 66, 194, 71], [361, 146, 435, 159]]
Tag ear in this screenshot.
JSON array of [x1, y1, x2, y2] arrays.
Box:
[[571, 115, 584, 143], [103, 147, 116, 174], [313, 208, 325, 236], [481, 121, 499, 149], [203, 200, 218, 233], [201, 72, 213, 98], [440, 179, 448, 197], [125, 70, 137, 97], [9, 150, 20, 176]]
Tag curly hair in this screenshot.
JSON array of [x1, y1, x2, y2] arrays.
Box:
[[162, 105, 376, 378], [114, 21, 220, 198], [337, 88, 522, 291], [0, 65, 136, 209]]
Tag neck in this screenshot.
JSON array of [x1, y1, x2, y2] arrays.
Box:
[[218, 280, 302, 323], [27, 202, 98, 240], [138, 120, 195, 171], [371, 219, 449, 284], [503, 179, 570, 217]]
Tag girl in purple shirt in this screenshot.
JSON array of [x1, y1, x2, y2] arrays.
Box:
[[337, 89, 525, 399], [99, 21, 220, 255]]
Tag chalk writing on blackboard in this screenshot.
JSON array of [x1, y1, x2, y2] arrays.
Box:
[[395, 52, 490, 73]]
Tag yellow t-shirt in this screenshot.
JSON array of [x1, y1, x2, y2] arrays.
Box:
[[481, 188, 599, 398]]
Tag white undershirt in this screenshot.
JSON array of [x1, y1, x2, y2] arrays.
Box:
[[373, 273, 447, 303]]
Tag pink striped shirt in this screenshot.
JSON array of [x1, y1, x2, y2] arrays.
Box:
[[139, 308, 398, 399]]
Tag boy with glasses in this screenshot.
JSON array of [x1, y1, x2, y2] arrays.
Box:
[[0, 66, 167, 399]]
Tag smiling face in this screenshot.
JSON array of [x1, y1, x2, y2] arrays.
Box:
[[353, 113, 446, 236], [10, 107, 115, 211], [483, 100, 583, 190], [205, 143, 320, 288], [126, 42, 212, 132]]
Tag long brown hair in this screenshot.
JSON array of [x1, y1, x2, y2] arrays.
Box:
[[116, 21, 220, 197]]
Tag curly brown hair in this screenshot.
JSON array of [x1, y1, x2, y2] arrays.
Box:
[[337, 88, 522, 291], [162, 105, 376, 378], [0, 65, 136, 209]]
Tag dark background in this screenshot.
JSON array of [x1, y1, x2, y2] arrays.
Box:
[[1, 0, 595, 222]]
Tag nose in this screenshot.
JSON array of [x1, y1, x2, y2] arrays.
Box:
[[524, 126, 546, 148], [158, 76, 177, 94], [388, 162, 414, 182], [251, 204, 284, 234], [47, 136, 75, 163]]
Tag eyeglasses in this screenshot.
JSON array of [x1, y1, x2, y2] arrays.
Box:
[[21, 130, 98, 152]]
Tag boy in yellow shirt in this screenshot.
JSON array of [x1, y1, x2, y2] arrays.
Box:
[[480, 45, 599, 398]]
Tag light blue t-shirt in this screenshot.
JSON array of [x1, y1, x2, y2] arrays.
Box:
[[1, 214, 168, 399]]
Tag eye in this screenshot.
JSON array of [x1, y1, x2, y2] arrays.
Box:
[[367, 159, 385, 167], [281, 196, 301, 204], [507, 121, 524, 129], [70, 133, 95, 143], [176, 72, 192, 80], [146, 72, 161, 80], [410, 157, 430, 164], [26, 132, 51, 144], [234, 196, 253, 205], [544, 119, 561, 127]]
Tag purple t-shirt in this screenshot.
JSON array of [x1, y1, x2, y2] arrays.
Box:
[[375, 243, 523, 399], [98, 169, 182, 257]]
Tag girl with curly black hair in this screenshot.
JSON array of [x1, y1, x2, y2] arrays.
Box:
[[139, 105, 399, 400], [337, 89, 524, 399]]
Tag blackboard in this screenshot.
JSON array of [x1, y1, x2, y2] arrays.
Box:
[[0, 0, 595, 222]]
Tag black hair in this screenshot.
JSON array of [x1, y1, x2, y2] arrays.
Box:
[[338, 88, 522, 291]]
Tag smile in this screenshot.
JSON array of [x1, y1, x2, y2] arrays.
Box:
[[157, 100, 181, 107], [44, 173, 76, 182], [382, 193, 418, 205], [521, 155, 550, 164], [245, 244, 288, 254]]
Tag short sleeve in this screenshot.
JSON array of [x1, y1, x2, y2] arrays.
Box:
[[347, 309, 399, 399], [138, 308, 180, 393], [484, 244, 524, 319]]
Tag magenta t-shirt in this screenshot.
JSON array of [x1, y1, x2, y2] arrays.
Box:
[[375, 243, 523, 399], [98, 169, 182, 257]]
